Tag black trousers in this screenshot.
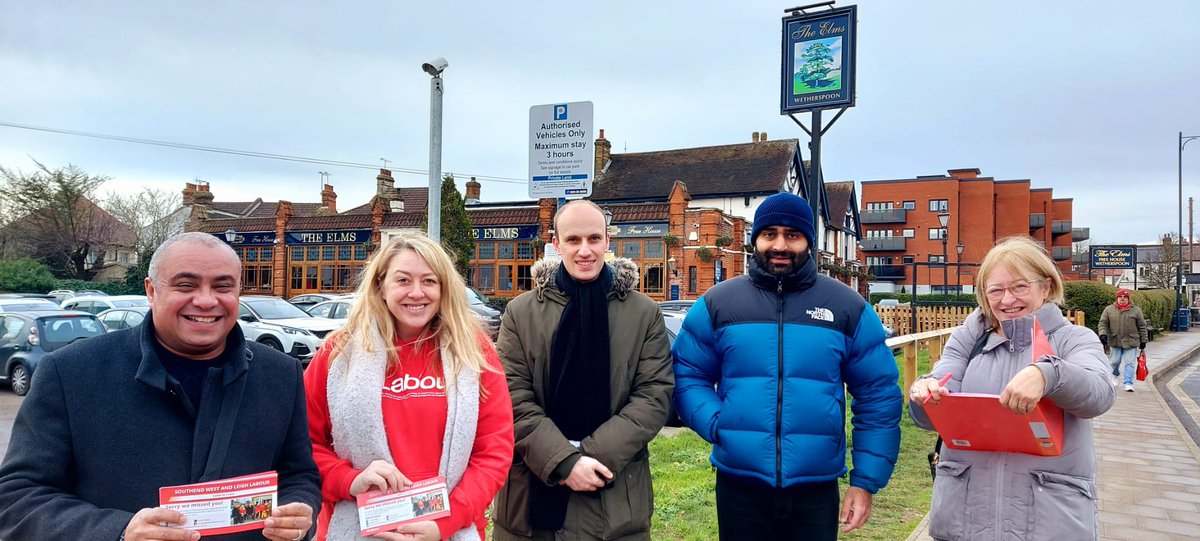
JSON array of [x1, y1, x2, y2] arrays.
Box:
[[715, 471, 839, 541]]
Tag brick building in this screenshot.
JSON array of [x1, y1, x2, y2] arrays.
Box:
[[859, 168, 1089, 294]]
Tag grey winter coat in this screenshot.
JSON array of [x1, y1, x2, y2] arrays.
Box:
[[909, 303, 1115, 541], [493, 258, 674, 541], [1097, 304, 1148, 350]]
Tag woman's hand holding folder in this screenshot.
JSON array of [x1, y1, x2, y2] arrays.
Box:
[[998, 365, 1047, 415], [910, 373, 953, 405]]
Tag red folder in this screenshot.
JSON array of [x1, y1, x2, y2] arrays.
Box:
[[923, 317, 1065, 456]]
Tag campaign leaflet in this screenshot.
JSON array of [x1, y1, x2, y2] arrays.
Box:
[[356, 477, 451, 536], [159, 471, 278, 536]]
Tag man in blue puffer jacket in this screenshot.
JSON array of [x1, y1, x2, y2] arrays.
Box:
[[672, 192, 901, 541]]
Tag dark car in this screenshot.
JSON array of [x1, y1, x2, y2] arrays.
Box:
[[0, 310, 106, 395], [96, 306, 150, 332], [465, 287, 501, 338], [658, 299, 697, 314]]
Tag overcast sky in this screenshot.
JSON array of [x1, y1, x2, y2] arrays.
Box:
[[2, 0, 1198, 245]]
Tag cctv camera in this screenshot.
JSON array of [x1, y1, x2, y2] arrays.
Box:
[[422, 57, 449, 76]]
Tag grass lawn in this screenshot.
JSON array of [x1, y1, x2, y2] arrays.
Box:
[[649, 351, 937, 540]]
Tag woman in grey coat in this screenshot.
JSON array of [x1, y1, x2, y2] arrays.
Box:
[[909, 237, 1115, 541]]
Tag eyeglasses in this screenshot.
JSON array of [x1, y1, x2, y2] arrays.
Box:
[[984, 279, 1044, 300]]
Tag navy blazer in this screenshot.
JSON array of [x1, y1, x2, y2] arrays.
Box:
[[0, 315, 321, 540]]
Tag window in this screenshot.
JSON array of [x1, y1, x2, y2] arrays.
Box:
[[903, 201, 916, 210], [306, 247, 320, 262], [622, 241, 641, 259], [498, 266, 513, 291], [645, 240, 664, 259], [866, 230, 893, 238], [517, 265, 532, 291], [929, 228, 947, 240], [322, 246, 336, 261], [291, 247, 304, 262], [119, 252, 130, 264], [643, 264, 664, 294], [929, 255, 946, 263], [354, 245, 367, 260], [498, 243, 515, 260], [478, 242, 495, 260], [291, 267, 303, 290], [309, 304, 333, 318], [866, 202, 895, 210], [902, 229, 915, 238], [902, 255, 915, 264], [474, 264, 495, 292], [338, 245, 352, 260], [688, 266, 698, 293], [929, 199, 948, 212], [516, 242, 534, 260]]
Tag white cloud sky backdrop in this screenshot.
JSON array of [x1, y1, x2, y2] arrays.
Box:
[[2, 0, 1198, 245]]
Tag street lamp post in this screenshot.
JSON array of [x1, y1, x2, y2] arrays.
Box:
[[938, 210, 950, 296], [422, 57, 449, 242], [956, 241, 965, 295], [224, 228, 236, 243], [1178, 132, 1199, 331]]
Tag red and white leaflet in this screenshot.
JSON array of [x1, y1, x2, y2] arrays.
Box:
[[159, 471, 278, 536], [356, 476, 451, 536]]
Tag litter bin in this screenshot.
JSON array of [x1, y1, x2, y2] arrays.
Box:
[[1172, 308, 1191, 332]]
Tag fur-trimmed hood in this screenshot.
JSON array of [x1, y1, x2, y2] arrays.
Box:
[[530, 257, 640, 302]]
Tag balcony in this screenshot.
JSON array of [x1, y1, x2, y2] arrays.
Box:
[[1072, 227, 1090, 242], [1072, 251, 1089, 264], [868, 264, 906, 280], [860, 237, 906, 251], [861, 208, 908, 224], [1029, 213, 1046, 228], [1051, 220, 1072, 235], [1052, 246, 1071, 261]]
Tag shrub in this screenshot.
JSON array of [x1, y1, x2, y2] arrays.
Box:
[[52, 279, 138, 296], [695, 247, 714, 263], [0, 258, 58, 293], [485, 296, 512, 312]]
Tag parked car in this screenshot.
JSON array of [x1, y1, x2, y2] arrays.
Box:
[[465, 287, 501, 338], [876, 299, 902, 308], [658, 299, 696, 313], [0, 298, 62, 313], [306, 298, 354, 323], [287, 293, 350, 310], [238, 296, 342, 363], [661, 310, 687, 427], [96, 306, 150, 332], [76, 289, 109, 296], [0, 310, 106, 395], [47, 289, 77, 304], [60, 295, 149, 315]]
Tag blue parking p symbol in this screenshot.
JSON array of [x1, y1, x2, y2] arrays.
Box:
[[554, 104, 568, 120]]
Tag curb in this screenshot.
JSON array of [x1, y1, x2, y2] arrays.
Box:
[[903, 514, 930, 541], [1146, 341, 1200, 465]]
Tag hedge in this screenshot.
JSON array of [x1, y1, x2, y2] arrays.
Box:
[[1060, 281, 1172, 333]]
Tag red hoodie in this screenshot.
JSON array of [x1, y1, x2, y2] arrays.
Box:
[[305, 335, 513, 540]]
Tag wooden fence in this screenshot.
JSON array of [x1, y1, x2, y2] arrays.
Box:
[[885, 307, 1087, 392]]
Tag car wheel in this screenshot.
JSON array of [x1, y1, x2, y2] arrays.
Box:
[[10, 364, 30, 396], [258, 337, 284, 351]]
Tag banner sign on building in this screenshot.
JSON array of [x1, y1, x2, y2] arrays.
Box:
[[529, 101, 594, 199], [285, 229, 371, 245], [612, 222, 669, 238], [472, 225, 539, 241], [780, 5, 857, 114], [216, 232, 276, 246], [1090, 245, 1136, 269]]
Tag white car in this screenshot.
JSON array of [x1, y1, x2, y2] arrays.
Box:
[[305, 298, 353, 325], [237, 296, 341, 363], [60, 295, 149, 315]]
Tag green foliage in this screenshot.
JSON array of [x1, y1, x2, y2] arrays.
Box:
[[485, 295, 512, 312], [662, 234, 680, 247], [1060, 281, 1173, 333], [694, 247, 713, 263], [123, 249, 152, 293], [0, 258, 58, 292], [52, 278, 138, 295], [421, 176, 474, 278], [0, 161, 112, 279], [1130, 289, 1175, 331], [799, 42, 835, 87], [714, 236, 733, 248]]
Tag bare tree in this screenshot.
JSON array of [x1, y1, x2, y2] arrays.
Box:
[[0, 161, 121, 279], [104, 187, 183, 255], [1142, 233, 1184, 289]]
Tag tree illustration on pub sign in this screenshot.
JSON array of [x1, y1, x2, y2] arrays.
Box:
[[793, 37, 843, 93]]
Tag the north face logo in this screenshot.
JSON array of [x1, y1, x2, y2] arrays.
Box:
[[806, 307, 834, 322]]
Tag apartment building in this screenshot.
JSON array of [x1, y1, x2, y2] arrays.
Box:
[[859, 168, 1088, 294]]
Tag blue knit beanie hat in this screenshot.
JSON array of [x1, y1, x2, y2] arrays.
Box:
[[752, 192, 815, 245]]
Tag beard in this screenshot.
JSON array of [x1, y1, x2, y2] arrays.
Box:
[[754, 249, 808, 276]]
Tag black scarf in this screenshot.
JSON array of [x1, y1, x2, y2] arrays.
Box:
[[530, 263, 613, 530]]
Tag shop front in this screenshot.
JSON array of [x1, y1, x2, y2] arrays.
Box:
[[223, 228, 371, 297], [468, 225, 539, 298], [609, 222, 668, 301]]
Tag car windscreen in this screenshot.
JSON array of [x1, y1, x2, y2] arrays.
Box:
[[246, 299, 311, 320], [113, 299, 149, 308], [0, 301, 59, 311], [37, 316, 106, 351]]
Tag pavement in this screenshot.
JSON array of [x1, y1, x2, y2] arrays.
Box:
[[906, 327, 1200, 541]]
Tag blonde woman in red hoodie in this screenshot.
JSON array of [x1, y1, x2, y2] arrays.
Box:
[[305, 233, 514, 541]]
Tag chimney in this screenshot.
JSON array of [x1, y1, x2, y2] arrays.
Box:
[[752, 132, 760, 143], [465, 176, 481, 203], [389, 191, 405, 213], [760, 131, 767, 142], [182, 182, 198, 206], [321, 183, 337, 213], [192, 182, 214, 207], [376, 168, 396, 199], [594, 128, 611, 179]]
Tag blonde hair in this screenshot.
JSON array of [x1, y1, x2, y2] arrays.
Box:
[[974, 236, 1065, 329], [328, 232, 493, 380]]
